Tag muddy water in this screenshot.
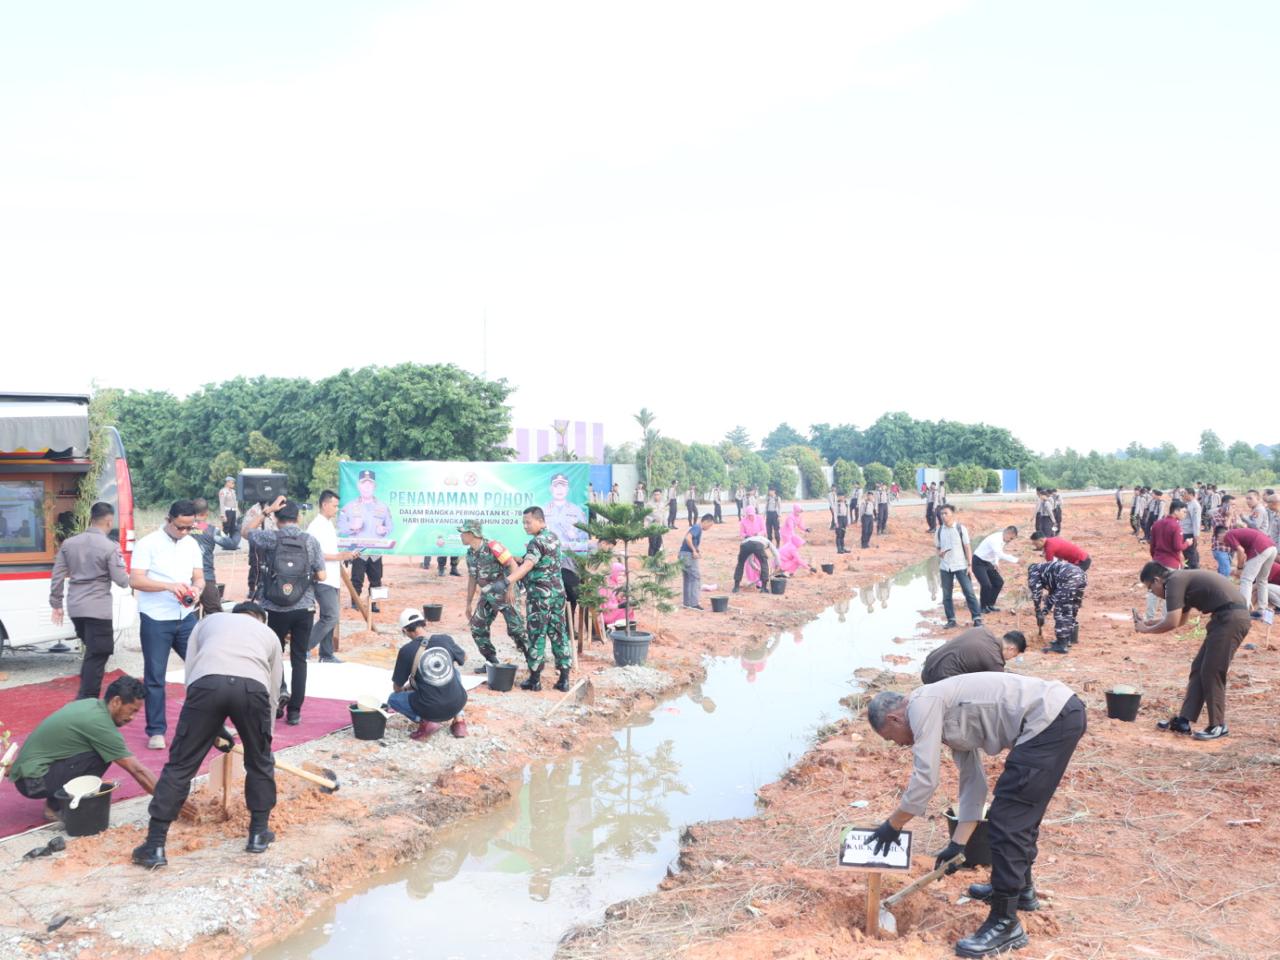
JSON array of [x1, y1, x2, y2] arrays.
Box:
[[254, 562, 954, 960]]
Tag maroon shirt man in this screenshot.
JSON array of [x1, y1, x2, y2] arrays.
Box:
[[1150, 514, 1189, 569]]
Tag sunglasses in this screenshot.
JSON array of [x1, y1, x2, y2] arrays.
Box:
[[172, 523, 195, 531]]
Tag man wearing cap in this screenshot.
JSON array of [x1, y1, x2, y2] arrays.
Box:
[[389, 609, 469, 740], [542, 473, 589, 557], [218, 477, 239, 536], [506, 506, 572, 692], [460, 520, 527, 671], [338, 469, 393, 613]]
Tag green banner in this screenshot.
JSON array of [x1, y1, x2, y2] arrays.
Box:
[[337, 461, 591, 557]]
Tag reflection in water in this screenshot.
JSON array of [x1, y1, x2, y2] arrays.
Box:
[[253, 568, 943, 960]]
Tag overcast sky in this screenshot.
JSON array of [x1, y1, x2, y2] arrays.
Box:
[[3, 1, 1276, 457]]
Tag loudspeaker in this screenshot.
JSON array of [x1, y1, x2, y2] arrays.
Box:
[[239, 473, 288, 504]]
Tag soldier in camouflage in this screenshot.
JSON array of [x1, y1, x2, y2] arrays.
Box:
[[1028, 559, 1087, 655], [506, 506, 572, 692], [459, 520, 526, 673]]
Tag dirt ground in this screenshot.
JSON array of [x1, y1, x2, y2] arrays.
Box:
[[0, 494, 1171, 960], [555, 497, 1280, 960]]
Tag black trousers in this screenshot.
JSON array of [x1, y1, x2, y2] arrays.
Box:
[[562, 566, 580, 620], [926, 503, 936, 531], [648, 533, 663, 557], [223, 509, 237, 536], [860, 514, 874, 548], [766, 511, 781, 546], [149, 674, 276, 825], [72, 616, 114, 700], [734, 542, 769, 589], [1184, 538, 1201, 570], [1053, 507, 1062, 531], [735, 498, 743, 516], [1116, 501, 1123, 520], [877, 503, 888, 533], [685, 499, 697, 525], [667, 499, 678, 527], [435, 555, 460, 574], [972, 557, 1004, 609], [835, 518, 847, 552], [351, 555, 383, 594], [267, 607, 314, 715], [1034, 514, 1055, 538], [713, 501, 722, 523], [987, 696, 1086, 894], [14, 750, 109, 810]]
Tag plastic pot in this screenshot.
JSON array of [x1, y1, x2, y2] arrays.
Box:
[[55, 781, 118, 837], [423, 604, 444, 623], [710, 596, 729, 613], [820, 563, 835, 575], [609, 630, 653, 666], [1105, 690, 1142, 722], [944, 806, 992, 867], [349, 703, 387, 740], [769, 577, 787, 596], [486, 662, 518, 692]]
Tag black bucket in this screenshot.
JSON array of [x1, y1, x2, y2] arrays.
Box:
[[945, 806, 992, 867], [769, 577, 787, 596], [423, 604, 444, 623], [710, 596, 729, 613], [821, 563, 835, 575], [1105, 690, 1143, 722], [55, 781, 117, 837], [486, 662, 518, 692], [349, 704, 387, 740], [609, 630, 653, 667]]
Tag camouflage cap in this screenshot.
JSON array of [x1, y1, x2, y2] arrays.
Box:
[[458, 519, 484, 537]]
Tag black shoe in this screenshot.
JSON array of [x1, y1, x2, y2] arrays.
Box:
[[944, 620, 959, 629], [1042, 642, 1069, 654], [319, 656, 343, 664], [973, 618, 984, 627], [986, 606, 1002, 613], [371, 602, 381, 613], [967, 881, 1039, 911], [246, 829, 276, 854], [954, 897, 1028, 957], [450, 570, 463, 577], [1193, 724, 1229, 741], [350, 600, 360, 610], [732, 586, 741, 593], [520, 667, 542, 691], [554, 667, 571, 692], [286, 712, 301, 726], [1157, 715, 1192, 733], [275, 693, 290, 720], [131, 843, 167, 869]]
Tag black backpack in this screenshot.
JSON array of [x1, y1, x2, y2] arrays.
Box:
[[262, 529, 311, 607]]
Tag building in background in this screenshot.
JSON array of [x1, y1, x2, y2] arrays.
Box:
[[507, 420, 604, 463]]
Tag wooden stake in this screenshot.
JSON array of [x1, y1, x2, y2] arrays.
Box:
[[340, 565, 372, 631], [865, 872, 882, 938]]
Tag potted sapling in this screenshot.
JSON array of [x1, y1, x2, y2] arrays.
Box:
[[575, 503, 679, 666]]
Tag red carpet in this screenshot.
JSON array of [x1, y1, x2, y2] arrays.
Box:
[[0, 669, 353, 838]]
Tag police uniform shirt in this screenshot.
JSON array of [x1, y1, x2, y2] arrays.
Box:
[[336, 497, 393, 537], [545, 500, 589, 553], [50, 528, 130, 619], [765, 493, 781, 514]]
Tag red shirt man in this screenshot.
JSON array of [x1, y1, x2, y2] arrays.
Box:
[[1222, 527, 1274, 560], [1040, 536, 1089, 566], [1150, 511, 1189, 570]]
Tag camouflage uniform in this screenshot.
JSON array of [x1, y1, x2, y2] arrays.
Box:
[[1028, 560, 1087, 647], [465, 538, 527, 661], [522, 529, 570, 670]]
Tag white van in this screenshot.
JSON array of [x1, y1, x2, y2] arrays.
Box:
[[0, 393, 138, 650]]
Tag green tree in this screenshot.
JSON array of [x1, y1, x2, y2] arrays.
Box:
[[863, 462, 892, 487], [723, 425, 751, 450], [983, 469, 1002, 494], [775, 444, 828, 497], [729, 451, 771, 491], [760, 423, 807, 459], [892, 460, 917, 491], [832, 458, 863, 493], [769, 461, 798, 496], [208, 451, 245, 490], [576, 503, 678, 637], [634, 408, 659, 486], [682, 443, 726, 493], [1199, 430, 1225, 464], [604, 442, 637, 465], [809, 423, 861, 465], [307, 450, 348, 499], [1228, 440, 1263, 473], [647, 437, 687, 490]]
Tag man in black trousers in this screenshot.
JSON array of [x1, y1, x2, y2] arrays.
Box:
[[764, 488, 782, 546], [732, 534, 779, 593], [132, 603, 283, 867], [860, 492, 877, 549]]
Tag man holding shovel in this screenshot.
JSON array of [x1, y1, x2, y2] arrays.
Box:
[[866, 673, 1086, 958], [132, 603, 282, 868]]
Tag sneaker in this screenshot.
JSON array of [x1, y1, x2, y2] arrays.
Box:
[[1250, 610, 1263, 620], [1042, 642, 1069, 654], [131, 843, 167, 869], [246, 829, 276, 854], [449, 719, 469, 738], [1193, 724, 1229, 741], [285, 712, 301, 726], [147, 735, 166, 750], [973, 617, 984, 627], [319, 655, 343, 664], [943, 620, 959, 629], [986, 606, 1002, 613], [410, 720, 443, 741], [1157, 716, 1192, 734]]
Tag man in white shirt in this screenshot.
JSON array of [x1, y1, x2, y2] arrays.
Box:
[[307, 490, 357, 664], [129, 499, 205, 750], [973, 525, 1019, 614], [935, 505, 982, 629]]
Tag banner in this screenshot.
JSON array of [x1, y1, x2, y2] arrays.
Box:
[[337, 461, 591, 557]]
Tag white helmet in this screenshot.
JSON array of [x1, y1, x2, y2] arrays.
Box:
[[399, 608, 426, 631]]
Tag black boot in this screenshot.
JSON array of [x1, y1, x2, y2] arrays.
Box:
[[520, 667, 542, 691], [246, 829, 276, 854], [954, 894, 1028, 958], [131, 843, 167, 869], [1042, 641, 1069, 654], [554, 667, 571, 692], [1069, 624, 1079, 645], [967, 880, 1039, 911]]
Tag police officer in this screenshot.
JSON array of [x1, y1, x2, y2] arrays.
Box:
[[506, 506, 571, 692], [1028, 559, 1087, 654], [460, 520, 527, 670], [876, 483, 890, 534], [337, 469, 393, 612], [543, 472, 589, 556], [666, 483, 679, 529], [49, 501, 130, 699]]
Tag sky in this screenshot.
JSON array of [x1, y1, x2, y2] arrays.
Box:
[[2, 1, 1276, 457]]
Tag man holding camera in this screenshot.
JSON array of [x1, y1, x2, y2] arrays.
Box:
[[245, 496, 326, 726], [130, 500, 206, 750]]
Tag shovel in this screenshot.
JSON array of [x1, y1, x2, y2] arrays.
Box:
[[62, 775, 104, 811], [545, 678, 595, 719], [877, 853, 964, 935], [215, 737, 340, 793]]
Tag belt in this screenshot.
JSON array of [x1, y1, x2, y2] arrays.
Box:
[[1209, 601, 1247, 615]]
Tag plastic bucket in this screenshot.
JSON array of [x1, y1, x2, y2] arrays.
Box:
[[769, 578, 787, 596], [55, 781, 117, 837], [349, 704, 387, 740], [944, 806, 992, 867], [609, 631, 653, 667], [710, 596, 729, 613], [423, 604, 444, 622], [820, 563, 835, 575], [486, 662, 518, 692], [1105, 690, 1142, 722]]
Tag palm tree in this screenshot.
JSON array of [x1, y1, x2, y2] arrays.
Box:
[[633, 408, 658, 487]]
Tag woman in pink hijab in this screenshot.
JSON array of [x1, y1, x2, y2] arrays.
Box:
[[739, 504, 765, 538], [782, 503, 806, 544], [600, 561, 628, 628], [777, 505, 814, 576]]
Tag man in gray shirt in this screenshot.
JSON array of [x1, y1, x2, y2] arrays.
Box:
[[133, 603, 283, 868], [50, 502, 130, 699], [1180, 487, 1203, 569], [866, 673, 1086, 958], [935, 505, 982, 629]]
